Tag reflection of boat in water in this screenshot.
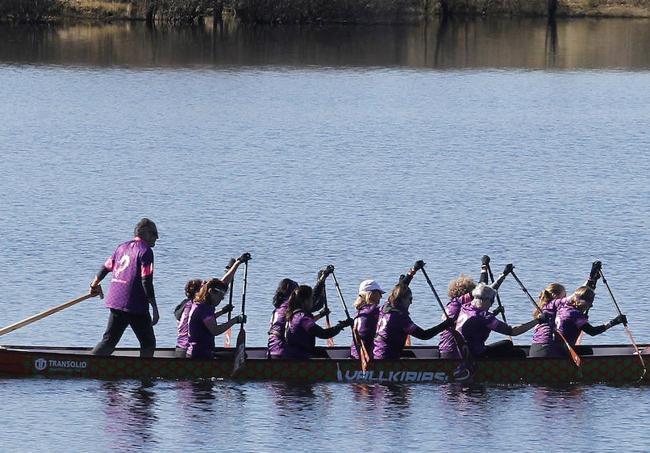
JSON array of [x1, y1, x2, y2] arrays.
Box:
[[0, 344, 647, 384]]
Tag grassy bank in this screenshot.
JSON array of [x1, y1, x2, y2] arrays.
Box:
[[2, 0, 650, 23]]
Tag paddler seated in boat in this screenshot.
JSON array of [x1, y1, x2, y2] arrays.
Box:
[[174, 278, 204, 358], [284, 285, 352, 359], [268, 267, 333, 359], [373, 276, 456, 360], [350, 279, 384, 360], [187, 276, 247, 359], [554, 284, 626, 355], [529, 261, 605, 357], [456, 264, 544, 358]]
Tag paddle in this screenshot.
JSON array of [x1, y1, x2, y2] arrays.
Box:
[[509, 269, 582, 368], [419, 266, 475, 381], [0, 287, 104, 337], [598, 268, 646, 379], [323, 281, 334, 348], [224, 258, 236, 347], [231, 258, 249, 377], [331, 269, 370, 371], [486, 262, 508, 324]]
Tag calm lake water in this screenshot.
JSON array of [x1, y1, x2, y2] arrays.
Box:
[[1, 17, 650, 452]]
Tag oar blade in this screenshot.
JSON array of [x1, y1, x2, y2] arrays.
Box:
[[231, 327, 246, 377], [224, 328, 232, 347]]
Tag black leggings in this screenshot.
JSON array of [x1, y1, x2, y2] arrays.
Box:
[[92, 308, 156, 357]]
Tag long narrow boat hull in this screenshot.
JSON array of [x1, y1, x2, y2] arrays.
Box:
[[0, 344, 647, 384]]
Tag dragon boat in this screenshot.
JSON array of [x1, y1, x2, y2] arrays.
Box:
[[0, 344, 648, 384]]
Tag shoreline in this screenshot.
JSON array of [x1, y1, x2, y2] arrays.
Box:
[[2, 0, 650, 24]]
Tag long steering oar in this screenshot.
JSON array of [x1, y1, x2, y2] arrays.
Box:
[[232, 258, 249, 377], [224, 258, 236, 348], [0, 287, 103, 337], [599, 268, 646, 380], [510, 269, 582, 368], [419, 266, 475, 381], [331, 269, 370, 371]]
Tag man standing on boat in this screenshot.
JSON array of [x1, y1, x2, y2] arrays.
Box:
[[89, 218, 160, 357]]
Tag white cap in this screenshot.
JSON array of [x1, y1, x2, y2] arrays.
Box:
[[359, 279, 385, 294]]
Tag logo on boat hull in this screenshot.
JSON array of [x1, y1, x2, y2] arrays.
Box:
[[34, 358, 88, 372], [336, 363, 449, 383]]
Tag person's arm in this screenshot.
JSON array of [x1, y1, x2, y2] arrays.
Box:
[[215, 303, 234, 319], [90, 256, 113, 295], [205, 315, 245, 336], [583, 315, 626, 336], [399, 260, 425, 286], [585, 261, 602, 290], [480, 255, 490, 284], [140, 249, 158, 326], [489, 263, 514, 291], [308, 319, 352, 339], [311, 265, 333, 313], [410, 317, 455, 340], [492, 318, 539, 336], [221, 253, 251, 286]]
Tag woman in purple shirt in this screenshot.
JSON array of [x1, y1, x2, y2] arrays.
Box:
[[174, 278, 204, 358], [554, 285, 626, 353], [350, 279, 384, 359], [374, 282, 455, 360], [267, 267, 333, 358], [438, 275, 476, 359], [284, 285, 352, 359], [187, 278, 246, 359], [456, 271, 543, 358], [528, 283, 567, 358]]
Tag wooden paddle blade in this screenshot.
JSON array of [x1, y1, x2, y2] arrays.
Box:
[[556, 330, 581, 367], [325, 318, 334, 347], [231, 328, 246, 377], [327, 338, 335, 348], [224, 328, 232, 347], [405, 335, 412, 347]]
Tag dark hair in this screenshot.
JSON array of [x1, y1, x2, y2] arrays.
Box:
[[387, 283, 412, 308], [195, 278, 227, 304], [134, 218, 158, 238], [185, 279, 204, 300], [273, 278, 299, 308], [286, 285, 313, 319]]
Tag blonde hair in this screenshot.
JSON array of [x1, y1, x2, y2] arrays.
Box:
[[571, 286, 595, 309], [448, 274, 476, 299], [353, 291, 374, 310], [534, 283, 566, 317]]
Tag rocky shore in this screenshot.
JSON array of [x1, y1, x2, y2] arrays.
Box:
[[2, 0, 650, 23]]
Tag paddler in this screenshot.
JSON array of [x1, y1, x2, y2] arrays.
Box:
[[373, 261, 455, 360], [267, 267, 333, 359], [455, 264, 544, 358], [90, 218, 160, 357], [174, 278, 204, 358], [350, 279, 384, 360], [186, 275, 247, 359], [284, 285, 352, 359], [529, 261, 616, 357]]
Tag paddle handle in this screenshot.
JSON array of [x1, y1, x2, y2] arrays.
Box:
[[240, 260, 248, 319], [599, 269, 646, 378], [486, 263, 508, 324], [331, 271, 352, 321], [331, 270, 364, 358], [419, 267, 449, 318], [0, 288, 102, 337]]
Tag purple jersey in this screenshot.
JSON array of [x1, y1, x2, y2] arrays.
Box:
[[456, 304, 506, 356], [351, 304, 379, 359], [103, 238, 154, 314], [373, 305, 418, 360], [438, 293, 473, 356], [267, 299, 290, 357], [175, 299, 192, 350], [284, 310, 317, 359], [531, 296, 570, 345], [555, 304, 589, 346], [187, 302, 216, 359]]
